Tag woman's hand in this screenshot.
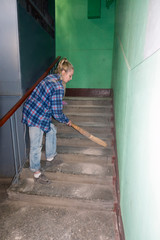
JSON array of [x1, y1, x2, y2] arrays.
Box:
[[67, 120, 72, 127]]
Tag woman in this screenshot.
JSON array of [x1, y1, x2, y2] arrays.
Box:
[[22, 58, 74, 183]]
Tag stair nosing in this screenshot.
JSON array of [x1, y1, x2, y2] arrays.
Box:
[[7, 190, 116, 212]]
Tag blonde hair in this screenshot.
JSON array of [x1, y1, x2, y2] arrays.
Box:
[[55, 58, 74, 74]]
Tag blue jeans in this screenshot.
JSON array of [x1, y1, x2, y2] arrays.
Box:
[[29, 124, 57, 172]]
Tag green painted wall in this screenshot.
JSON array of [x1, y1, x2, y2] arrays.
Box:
[[88, 0, 101, 19], [112, 0, 160, 239], [55, 0, 115, 88]]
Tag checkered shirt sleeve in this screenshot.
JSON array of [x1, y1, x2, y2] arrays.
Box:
[[22, 74, 69, 132]]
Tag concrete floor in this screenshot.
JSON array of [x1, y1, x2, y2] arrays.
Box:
[[0, 201, 118, 240], [0, 185, 119, 240]]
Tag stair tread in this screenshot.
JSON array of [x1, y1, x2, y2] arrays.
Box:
[[24, 159, 115, 178], [64, 97, 112, 100], [56, 146, 114, 156], [8, 178, 116, 210], [63, 109, 113, 115], [45, 164, 115, 178], [41, 152, 113, 163], [63, 104, 112, 108], [57, 138, 113, 147], [54, 121, 113, 128], [56, 124, 113, 132], [21, 167, 114, 184], [56, 128, 114, 138], [58, 118, 114, 126], [64, 114, 113, 120], [63, 97, 112, 106]]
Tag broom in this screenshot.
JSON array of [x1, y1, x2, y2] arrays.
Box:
[[71, 122, 107, 148]]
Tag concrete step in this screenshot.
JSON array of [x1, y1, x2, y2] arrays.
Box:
[[61, 116, 114, 125], [67, 116, 114, 128], [42, 136, 114, 151], [63, 113, 113, 122], [55, 125, 114, 139], [21, 166, 114, 186], [62, 121, 112, 127], [23, 158, 115, 179], [63, 106, 113, 115], [57, 137, 113, 148], [63, 97, 112, 106], [63, 102, 113, 109], [52, 120, 114, 136], [56, 146, 115, 157], [55, 122, 113, 134], [23, 152, 114, 185], [56, 126, 113, 142], [41, 153, 113, 164], [7, 178, 116, 211], [44, 162, 115, 178], [58, 129, 114, 142]]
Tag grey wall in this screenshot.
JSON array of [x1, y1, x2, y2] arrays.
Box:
[[0, 0, 21, 98], [17, 3, 55, 92], [0, 0, 55, 178], [0, 0, 24, 177]]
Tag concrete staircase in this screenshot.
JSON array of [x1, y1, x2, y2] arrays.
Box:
[[6, 97, 120, 240]]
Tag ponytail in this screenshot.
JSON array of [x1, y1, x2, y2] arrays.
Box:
[[55, 58, 74, 74]]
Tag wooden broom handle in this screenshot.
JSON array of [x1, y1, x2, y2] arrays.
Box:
[[71, 122, 107, 148]]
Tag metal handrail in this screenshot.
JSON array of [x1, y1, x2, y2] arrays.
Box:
[[0, 56, 61, 127]]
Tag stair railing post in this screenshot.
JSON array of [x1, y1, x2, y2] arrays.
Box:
[[10, 114, 19, 183], [15, 111, 22, 170]]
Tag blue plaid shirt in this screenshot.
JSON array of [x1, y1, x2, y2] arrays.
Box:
[[22, 74, 69, 132]]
